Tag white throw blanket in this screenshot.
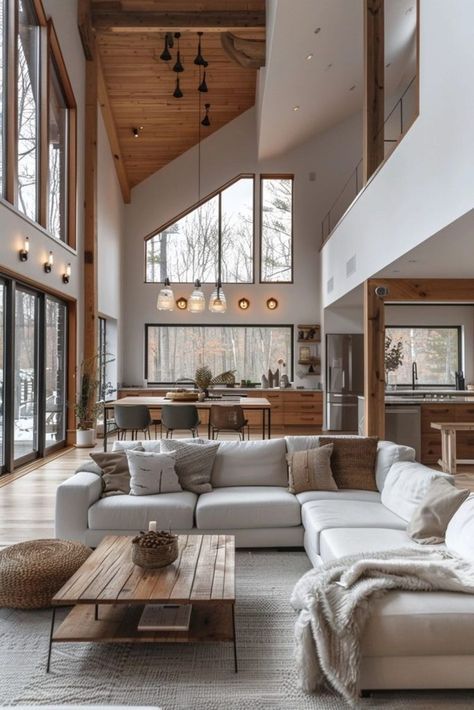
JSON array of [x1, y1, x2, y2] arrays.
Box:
[[290, 548, 474, 705]]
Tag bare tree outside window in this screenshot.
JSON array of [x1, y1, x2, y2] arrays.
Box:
[[0, 0, 5, 195], [385, 327, 461, 386], [48, 59, 68, 241], [146, 177, 254, 283], [17, 0, 39, 222], [146, 325, 293, 384], [261, 177, 293, 282]]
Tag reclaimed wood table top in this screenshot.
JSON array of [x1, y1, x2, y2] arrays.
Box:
[[53, 534, 235, 606], [105, 396, 270, 409]]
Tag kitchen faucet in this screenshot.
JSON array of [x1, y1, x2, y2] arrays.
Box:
[[412, 361, 418, 390]]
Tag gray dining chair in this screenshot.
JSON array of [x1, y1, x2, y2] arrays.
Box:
[[114, 404, 161, 440], [161, 405, 200, 438]]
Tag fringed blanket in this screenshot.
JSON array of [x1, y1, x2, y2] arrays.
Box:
[[290, 548, 474, 705]]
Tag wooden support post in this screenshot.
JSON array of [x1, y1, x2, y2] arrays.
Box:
[[364, 280, 385, 438], [363, 0, 385, 183]]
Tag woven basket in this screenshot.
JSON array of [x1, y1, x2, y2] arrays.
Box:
[[132, 537, 179, 569], [166, 391, 199, 401], [0, 539, 92, 609]]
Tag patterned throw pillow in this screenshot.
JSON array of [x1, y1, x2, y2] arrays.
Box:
[[126, 450, 182, 496], [160, 439, 220, 493], [318, 436, 378, 491]]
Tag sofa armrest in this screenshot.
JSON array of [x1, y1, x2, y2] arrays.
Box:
[[55, 472, 103, 543]]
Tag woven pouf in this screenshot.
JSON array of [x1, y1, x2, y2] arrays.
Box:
[[0, 539, 92, 610]]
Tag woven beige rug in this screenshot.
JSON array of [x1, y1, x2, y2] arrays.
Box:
[[1, 550, 473, 709]]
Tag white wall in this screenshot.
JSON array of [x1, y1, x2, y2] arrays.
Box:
[[321, 0, 474, 306], [122, 105, 362, 387], [386, 305, 474, 383]]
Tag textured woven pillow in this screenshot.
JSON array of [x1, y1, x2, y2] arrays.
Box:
[[286, 444, 337, 494], [407, 477, 470, 544], [126, 450, 181, 496], [160, 439, 219, 493], [90, 451, 132, 496], [319, 436, 378, 491]]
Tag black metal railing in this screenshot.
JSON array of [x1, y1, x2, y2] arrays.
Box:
[[321, 76, 417, 245]]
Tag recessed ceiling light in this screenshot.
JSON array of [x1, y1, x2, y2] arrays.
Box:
[[306, 53, 314, 60], [293, 105, 300, 112], [314, 27, 321, 34]]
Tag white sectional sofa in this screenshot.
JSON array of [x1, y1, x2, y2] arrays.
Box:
[[55, 435, 474, 692]]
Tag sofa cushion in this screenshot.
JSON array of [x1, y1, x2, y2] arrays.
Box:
[[90, 451, 132, 497], [407, 478, 470, 544], [375, 440, 415, 492], [361, 590, 474, 657], [302, 500, 406, 555], [446, 494, 474, 562], [319, 527, 441, 563], [196, 486, 301, 529], [88, 491, 197, 530], [127, 450, 181, 496], [211, 439, 287, 487], [319, 436, 378, 490], [160, 439, 219, 494], [285, 435, 320, 454], [112, 438, 205, 453], [287, 444, 337, 494], [381, 461, 455, 522], [297, 489, 381, 505]]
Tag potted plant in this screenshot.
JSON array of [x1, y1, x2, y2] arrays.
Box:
[[192, 366, 236, 399], [74, 354, 104, 447], [385, 336, 404, 389]]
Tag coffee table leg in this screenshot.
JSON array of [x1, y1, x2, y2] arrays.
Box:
[[232, 604, 238, 673], [46, 607, 57, 673]]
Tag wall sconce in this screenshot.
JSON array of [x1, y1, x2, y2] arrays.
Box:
[[19, 236, 30, 262], [238, 297, 250, 310], [62, 263, 71, 284], [176, 296, 188, 310], [266, 297, 278, 310], [44, 251, 54, 273]]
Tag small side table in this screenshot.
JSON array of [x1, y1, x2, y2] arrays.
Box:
[[431, 422, 474, 474]]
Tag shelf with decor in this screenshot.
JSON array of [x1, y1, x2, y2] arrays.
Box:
[[297, 324, 321, 376]]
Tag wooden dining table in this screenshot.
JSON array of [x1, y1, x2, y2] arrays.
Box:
[[103, 396, 272, 450]]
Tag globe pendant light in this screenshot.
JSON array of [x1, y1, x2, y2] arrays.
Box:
[[157, 278, 175, 311], [209, 280, 227, 313], [188, 279, 206, 313]]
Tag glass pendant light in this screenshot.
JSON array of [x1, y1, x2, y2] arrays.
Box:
[[188, 279, 206, 313], [156, 278, 175, 311], [209, 280, 226, 313]]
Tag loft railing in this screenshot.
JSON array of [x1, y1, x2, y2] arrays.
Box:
[[321, 76, 418, 245]]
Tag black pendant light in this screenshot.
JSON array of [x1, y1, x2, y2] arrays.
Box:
[[173, 76, 183, 98], [194, 31, 208, 67], [160, 34, 171, 62], [201, 103, 211, 126], [198, 71, 208, 93], [173, 32, 184, 73]]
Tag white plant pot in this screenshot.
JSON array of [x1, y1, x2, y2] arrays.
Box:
[[76, 428, 96, 448]]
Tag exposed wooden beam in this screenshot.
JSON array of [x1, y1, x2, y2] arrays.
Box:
[[97, 54, 131, 203], [364, 280, 385, 438], [91, 9, 266, 33], [363, 0, 384, 183], [79, 0, 96, 60], [369, 278, 474, 302]]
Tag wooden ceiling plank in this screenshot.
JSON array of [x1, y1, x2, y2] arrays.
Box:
[[79, 0, 96, 60], [92, 9, 265, 32]]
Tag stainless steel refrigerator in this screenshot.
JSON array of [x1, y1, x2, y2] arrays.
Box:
[[326, 334, 364, 432]]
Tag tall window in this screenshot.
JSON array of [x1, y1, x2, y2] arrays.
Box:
[[45, 296, 66, 446], [385, 326, 461, 387], [47, 57, 68, 241], [146, 325, 293, 384], [0, 0, 6, 195], [260, 176, 293, 282], [17, 0, 40, 221], [146, 176, 254, 283]]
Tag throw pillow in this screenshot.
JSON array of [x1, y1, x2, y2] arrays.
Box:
[[286, 444, 337, 494], [407, 477, 470, 544], [126, 450, 182, 496], [160, 439, 219, 493], [90, 451, 133, 497], [445, 494, 474, 562], [319, 436, 378, 491]]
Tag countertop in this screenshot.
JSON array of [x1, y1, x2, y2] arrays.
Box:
[[119, 386, 323, 394], [357, 392, 474, 405]]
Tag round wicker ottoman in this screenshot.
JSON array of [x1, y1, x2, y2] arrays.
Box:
[[0, 539, 92, 610]]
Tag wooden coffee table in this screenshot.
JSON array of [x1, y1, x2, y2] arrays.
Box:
[[47, 534, 236, 672]]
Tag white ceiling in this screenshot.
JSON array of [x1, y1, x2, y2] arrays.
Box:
[[258, 0, 417, 159]]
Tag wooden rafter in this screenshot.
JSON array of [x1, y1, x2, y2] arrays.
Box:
[[363, 0, 384, 183], [91, 8, 266, 33]]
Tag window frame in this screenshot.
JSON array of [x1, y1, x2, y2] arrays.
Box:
[[259, 173, 294, 284], [144, 322, 294, 385], [384, 324, 463, 388], [144, 173, 256, 285]]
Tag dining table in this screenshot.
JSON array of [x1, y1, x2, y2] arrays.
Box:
[[103, 396, 272, 450]]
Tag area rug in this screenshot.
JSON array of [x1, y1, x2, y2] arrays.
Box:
[[1, 550, 473, 709]]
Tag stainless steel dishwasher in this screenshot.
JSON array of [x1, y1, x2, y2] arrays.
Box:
[[385, 405, 421, 459]]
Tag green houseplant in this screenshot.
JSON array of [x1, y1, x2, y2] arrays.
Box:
[[74, 352, 114, 447], [385, 336, 404, 388]]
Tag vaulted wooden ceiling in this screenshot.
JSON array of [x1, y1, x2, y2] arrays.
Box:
[[90, 1, 266, 191]]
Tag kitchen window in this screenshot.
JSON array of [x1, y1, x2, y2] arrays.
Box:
[[145, 324, 293, 384], [385, 326, 462, 387]]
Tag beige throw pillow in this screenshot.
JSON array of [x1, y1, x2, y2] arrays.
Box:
[[319, 437, 378, 491], [126, 450, 181, 496], [90, 451, 135, 497], [286, 444, 337, 494], [407, 477, 470, 544]]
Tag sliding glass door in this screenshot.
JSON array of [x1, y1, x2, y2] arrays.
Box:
[[0, 276, 68, 472]]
